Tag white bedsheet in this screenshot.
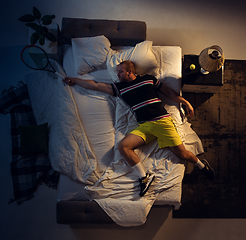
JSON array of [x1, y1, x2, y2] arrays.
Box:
[[25, 46, 203, 226]]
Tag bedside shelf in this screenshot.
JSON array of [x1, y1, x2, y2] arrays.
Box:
[[182, 55, 224, 93]]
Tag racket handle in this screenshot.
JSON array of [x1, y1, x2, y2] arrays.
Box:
[[55, 71, 66, 79]]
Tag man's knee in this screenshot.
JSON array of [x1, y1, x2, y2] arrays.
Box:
[[118, 134, 145, 155], [118, 140, 124, 154], [118, 139, 128, 155]]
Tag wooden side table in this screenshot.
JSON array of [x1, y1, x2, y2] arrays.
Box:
[[182, 55, 224, 93]]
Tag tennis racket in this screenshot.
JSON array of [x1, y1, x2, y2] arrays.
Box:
[[21, 45, 66, 79]]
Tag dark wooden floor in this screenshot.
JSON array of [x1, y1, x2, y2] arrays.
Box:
[[173, 60, 246, 218]]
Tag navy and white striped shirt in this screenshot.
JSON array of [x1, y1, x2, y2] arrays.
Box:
[[111, 75, 169, 123]]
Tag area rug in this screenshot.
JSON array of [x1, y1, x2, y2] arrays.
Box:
[[173, 60, 246, 218]]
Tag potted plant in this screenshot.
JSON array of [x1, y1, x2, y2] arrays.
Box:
[[18, 6, 56, 45]]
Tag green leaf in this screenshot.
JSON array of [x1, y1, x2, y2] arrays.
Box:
[[42, 26, 48, 33], [41, 15, 55, 22], [44, 32, 56, 42], [18, 14, 35, 22], [33, 7, 41, 20], [31, 32, 39, 45], [39, 35, 45, 45], [25, 23, 39, 32], [42, 19, 52, 25]]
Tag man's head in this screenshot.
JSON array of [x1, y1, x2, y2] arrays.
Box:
[[117, 60, 136, 82]]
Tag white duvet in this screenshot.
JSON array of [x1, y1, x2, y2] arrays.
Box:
[[25, 46, 203, 227]]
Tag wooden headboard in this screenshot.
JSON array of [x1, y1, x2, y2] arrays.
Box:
[[61, 18, 146, 46]]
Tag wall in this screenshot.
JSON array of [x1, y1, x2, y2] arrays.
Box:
[[1, 0, 246, 239], [1, 0, 246, 59]]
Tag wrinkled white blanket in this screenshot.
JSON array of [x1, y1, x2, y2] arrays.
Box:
[[26, 59, 203, 226]]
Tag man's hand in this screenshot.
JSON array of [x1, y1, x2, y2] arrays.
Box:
[[184, 101, 194, 117], [159, 83, 194, 117], [63, 77, 75, 86]]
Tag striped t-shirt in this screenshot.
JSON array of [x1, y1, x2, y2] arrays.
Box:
[[111, 74, 169, 123]]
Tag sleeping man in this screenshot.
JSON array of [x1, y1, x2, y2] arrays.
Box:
[[63, 60, 215, 197]]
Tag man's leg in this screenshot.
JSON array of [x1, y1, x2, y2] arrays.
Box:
[[118, 134, 155, 196], [118, 133, 145, 167], [169, 143, 198, 163], [169, 143, 215, 180]]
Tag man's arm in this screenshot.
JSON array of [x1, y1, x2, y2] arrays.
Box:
[[158, 83, 194, 117], [63, 77, 114, 96]]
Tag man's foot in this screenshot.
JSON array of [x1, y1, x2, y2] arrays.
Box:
[[139, 173, 155, 197], [201, 159, 215, 180]]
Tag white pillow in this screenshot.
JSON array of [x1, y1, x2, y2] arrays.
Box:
[[72, 35, 111, 75], [107, 41, 159, 82]]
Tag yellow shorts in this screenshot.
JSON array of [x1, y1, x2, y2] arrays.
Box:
[[130, 117, 182, 148]]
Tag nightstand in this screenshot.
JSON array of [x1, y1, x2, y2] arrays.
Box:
[[182, 55, 224, 93], [29, 23, 63, 64]]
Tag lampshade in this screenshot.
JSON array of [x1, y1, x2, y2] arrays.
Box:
[[199, 45, 225, 73]]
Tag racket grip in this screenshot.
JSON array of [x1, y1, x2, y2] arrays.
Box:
[[55, 71, 66, 79]]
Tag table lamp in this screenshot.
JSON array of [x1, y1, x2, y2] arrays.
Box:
[[199, 45, 225, 74]]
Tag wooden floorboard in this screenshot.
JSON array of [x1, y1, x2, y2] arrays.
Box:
[[173, 60, 246, 218]]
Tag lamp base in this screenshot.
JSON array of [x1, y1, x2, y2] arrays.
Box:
[[200, 68, 209, 74]]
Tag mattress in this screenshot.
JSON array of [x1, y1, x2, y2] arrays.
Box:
[[57, 44, 202, 207]]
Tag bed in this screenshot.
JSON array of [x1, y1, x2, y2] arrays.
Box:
[[23, 18, 204, 227]]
